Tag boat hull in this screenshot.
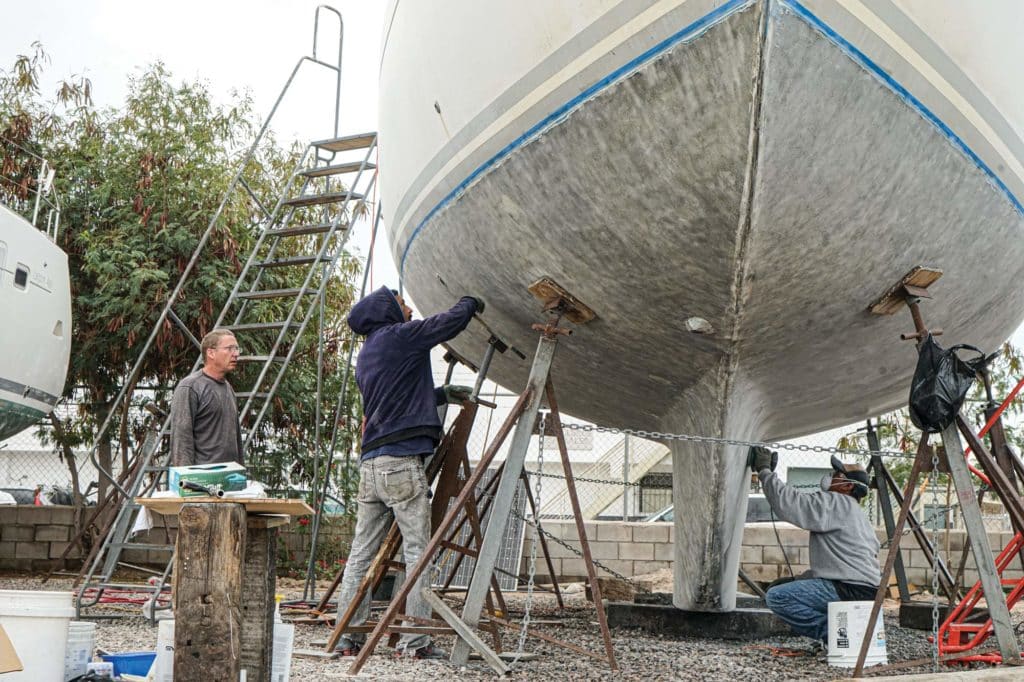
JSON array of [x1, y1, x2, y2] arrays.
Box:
[[379, 0, 1024, 609], [0, 206, 71, 440]]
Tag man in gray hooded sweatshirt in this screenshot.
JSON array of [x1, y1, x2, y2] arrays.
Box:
[[749, 447, 881, 646]]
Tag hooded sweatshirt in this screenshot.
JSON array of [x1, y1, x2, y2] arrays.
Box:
[[347, 286, 477, 458], [759, 470, 881, 593]]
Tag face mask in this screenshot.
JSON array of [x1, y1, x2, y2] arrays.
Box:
[[819, 473, 834, 492]]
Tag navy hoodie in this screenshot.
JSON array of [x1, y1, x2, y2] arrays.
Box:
[[347, 286, 477, 456]]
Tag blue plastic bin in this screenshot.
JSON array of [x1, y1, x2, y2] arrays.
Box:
[[100, 651, 157, 676]]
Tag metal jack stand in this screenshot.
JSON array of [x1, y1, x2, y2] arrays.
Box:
[[855, 267, 1022, 676], [348, 279, 618, 676]]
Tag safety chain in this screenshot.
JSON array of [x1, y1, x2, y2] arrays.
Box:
[[561, 422, 916, 459], [929, 456, 941, 672], [524, 469, 643, 488], [511, 508, 648, 591], [513, 413, 544, 663]]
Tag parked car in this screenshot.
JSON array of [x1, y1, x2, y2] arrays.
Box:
[[643, 494, 773, 524]]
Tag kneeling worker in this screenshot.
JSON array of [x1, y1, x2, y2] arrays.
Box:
[[748, 447, 881, 647]]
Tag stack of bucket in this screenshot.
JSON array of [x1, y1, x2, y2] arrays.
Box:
[[64, 621, 98, 680], [0, 590, 75, 681]]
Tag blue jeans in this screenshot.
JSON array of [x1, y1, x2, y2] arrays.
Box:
[[765, 578, 839, 642], [335, 455, 433, 651]]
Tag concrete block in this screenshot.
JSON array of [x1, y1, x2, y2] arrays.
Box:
[[654, 542, 674, 561], [0, 508, 19, 525], [619, 543, 654, 561], [16, 507, 46, 524], [595, 523, 632, 542], [633, 560, 671, 576], [15, 542, 48, 559], [761, 545, 801, 566], [740, 564, 780, 583], [600, 560, 635, 577], [35, 525, 69, 542], [49, 542, 75, 559], [0, 541, 14, 559], [588, 541, 618, 561], [632, 524, 669, 543], [668, 524, 675, 544], [3, 526, 34, 542], [48, 507, 75, 525], [606, 603, 789, 640], [798, 548, 810, 565], [740, 546, 762, 564], [561, 558, 586, 578], [741, 527, 777, 546]]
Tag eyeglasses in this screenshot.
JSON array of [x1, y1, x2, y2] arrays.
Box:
[[218, 345, 242, 354]]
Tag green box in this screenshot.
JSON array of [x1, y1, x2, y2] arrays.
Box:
[[169, 463, 247, 497]]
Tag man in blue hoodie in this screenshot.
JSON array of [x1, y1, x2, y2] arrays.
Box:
[[335, 285, 483, 659]]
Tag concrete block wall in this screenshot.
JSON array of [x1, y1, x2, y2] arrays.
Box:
[[0, 506, 352, 574], [522, 520, 1024, 591]]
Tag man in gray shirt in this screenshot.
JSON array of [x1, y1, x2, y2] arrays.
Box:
[[749, 447, 881, 646], [170, 329, 243, 466]]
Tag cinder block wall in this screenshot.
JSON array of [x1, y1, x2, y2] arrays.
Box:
[[520, 520, 1022, 590], [0, 506, 353, 573]]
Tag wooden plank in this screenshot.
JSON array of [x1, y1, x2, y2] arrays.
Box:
[[137, 497, 313, 517], [240, 524, 277, 682], [175, 503, 246, 681], [422, 589, 509, 675], [868, 266, 943, 315], [943, 421, 1020, 664]]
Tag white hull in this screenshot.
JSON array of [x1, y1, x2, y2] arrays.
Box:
[[379, 0, 1024, 609], [0, 205, 71, 439]]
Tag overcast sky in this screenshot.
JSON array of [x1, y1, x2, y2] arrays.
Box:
[[0, 0, 402, 293]]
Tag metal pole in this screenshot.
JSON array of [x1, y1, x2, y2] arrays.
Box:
[[623, 434, 630, 521], [450, 334, 558, 665]]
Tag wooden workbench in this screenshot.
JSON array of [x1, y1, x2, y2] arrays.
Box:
[[138, 497, 313, 682]]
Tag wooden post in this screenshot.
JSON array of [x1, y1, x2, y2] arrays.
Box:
[[175, 503, 246, 682], [241, 517, 282, 681]]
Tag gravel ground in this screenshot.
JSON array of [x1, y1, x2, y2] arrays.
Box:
[[1, 573, 1013, 681]]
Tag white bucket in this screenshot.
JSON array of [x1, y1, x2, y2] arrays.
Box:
[[0, 590, 75, 682], [827, 600, 888, 668], [150, 619, 175, 682], [63, 621, 98, 681], [271, 623, 294, 682]]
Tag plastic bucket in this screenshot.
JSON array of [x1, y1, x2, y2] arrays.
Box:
[[64, 621, 98, 681], [827, 600, 887, 667], [100, 651, 157, 677], [271, 623, 294, 682], [151, 620, 175, 682], [0, 589, 75, 682]]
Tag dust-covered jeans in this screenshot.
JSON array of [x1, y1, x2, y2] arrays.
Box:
[[765, 577, 839, 642], [335, 454, 433, 651]]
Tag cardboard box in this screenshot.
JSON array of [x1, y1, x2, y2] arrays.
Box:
[[169, 463, 247, 497], [0, 624, 23, 674]]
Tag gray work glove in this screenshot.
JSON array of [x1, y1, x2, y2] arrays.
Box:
[[442, 384, 474, 404], [747, 446, 778, 473]]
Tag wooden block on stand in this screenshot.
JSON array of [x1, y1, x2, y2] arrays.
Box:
[[174, 503, 246, 682]]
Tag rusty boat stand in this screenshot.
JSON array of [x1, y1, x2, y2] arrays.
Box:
[[341, 280, 617, 675], [855, 267, 1023, 676]]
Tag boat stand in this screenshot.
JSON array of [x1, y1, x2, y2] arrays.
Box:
[[854, 267, 1023, 676]]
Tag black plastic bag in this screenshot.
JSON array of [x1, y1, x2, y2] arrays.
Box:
[[908, 334, 986, 433]]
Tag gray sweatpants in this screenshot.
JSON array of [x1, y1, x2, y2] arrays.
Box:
[[335, 454, 433, 651]]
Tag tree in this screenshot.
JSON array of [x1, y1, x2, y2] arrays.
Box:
[[0, 45, 363, 517]]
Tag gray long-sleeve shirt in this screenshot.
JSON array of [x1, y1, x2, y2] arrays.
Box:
[[169, 369, 243, 467], [759, 470, 881, 588]]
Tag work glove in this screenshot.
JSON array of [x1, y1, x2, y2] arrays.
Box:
[[466, 296, 485, 314], [747, 446, 778, 473], [442, 384, 474, 404]]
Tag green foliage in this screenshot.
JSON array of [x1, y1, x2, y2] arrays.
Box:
[[0, 46, 363, 509]]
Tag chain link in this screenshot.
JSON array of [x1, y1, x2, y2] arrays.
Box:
[[561, 422, 916, 459], [513, 412, 544, 663], [929, 453, 941, 672]]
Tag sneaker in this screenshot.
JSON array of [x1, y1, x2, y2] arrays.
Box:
[[335, 639, 362, 657], [411, 644, 447, 660], [810, 640, 828, 659]]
